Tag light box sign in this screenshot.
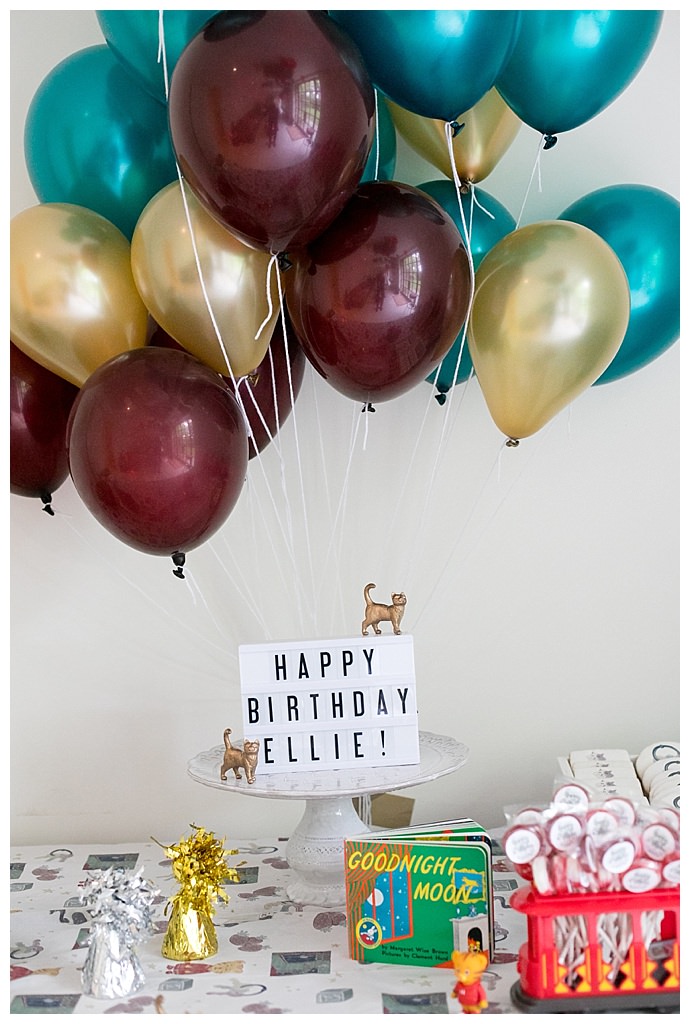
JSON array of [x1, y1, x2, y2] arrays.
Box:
[[239, 635, 420, 773]]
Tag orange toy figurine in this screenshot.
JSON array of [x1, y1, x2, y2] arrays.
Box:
[[451, 949, 490, 1014]]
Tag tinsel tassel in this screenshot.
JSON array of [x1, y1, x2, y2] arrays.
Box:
[[161, 900, 218, 961]]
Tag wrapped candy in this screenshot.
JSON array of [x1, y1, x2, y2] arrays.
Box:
[[80, 867, 160, 999], [158, 824, 239, 961]]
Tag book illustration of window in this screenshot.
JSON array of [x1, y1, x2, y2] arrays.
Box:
[[364, 869, 413, 943], [451, 869, 490, 955], [453, 869, 487, 904]]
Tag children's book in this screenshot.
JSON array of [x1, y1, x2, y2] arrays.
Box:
[[344, 818, 494, 968]]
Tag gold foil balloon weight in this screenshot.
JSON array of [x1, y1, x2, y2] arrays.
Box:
[[162, 903, 218, 962], [156, 824, 239, 962]]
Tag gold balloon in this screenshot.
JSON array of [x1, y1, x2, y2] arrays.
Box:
[[468, 221, 630, 440], [10, 203, 148, 387], [388, 88, 522, 184], [131, 182, 279, 378]]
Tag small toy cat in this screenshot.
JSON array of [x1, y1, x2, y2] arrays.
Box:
[[451, 949, 489, 1014], [361, 583, 406, 636], [220, 729, 260, 784]]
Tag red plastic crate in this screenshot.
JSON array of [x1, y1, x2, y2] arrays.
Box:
[[510, 884, 680, 1012]]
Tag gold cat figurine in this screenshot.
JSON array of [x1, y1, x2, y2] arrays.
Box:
[[220, 729, 260, 784], [361, 583, 407, 636]]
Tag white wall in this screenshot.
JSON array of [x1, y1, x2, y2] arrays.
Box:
[[11, 10, 679, 845]]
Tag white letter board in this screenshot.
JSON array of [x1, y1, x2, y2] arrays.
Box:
[[239, 634, 420, 773]]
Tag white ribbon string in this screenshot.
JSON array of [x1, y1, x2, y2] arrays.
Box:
[[373, 90, 381, 181], [255, 255, 278, 339], [157, 11, 240, 388], [156, 10, 169, 87], [516, 133, 547, 230]]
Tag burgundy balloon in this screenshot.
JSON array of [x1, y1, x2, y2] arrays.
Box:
[[148, 315, 306, 458], [10, 341, 79, 502], [236, 317, 306, 458], [285, 181, 473, 403], [168, 10, 375, 254], [67, 347, 248, 557]]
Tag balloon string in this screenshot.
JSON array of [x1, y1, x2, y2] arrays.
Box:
[[444, 121, 476, 302], [158, 11, 241, 390], [175, 172, 241, 387], [439, 193, 475, 417], [373, 90, 381, 181], [61, 513, 235, 666], [411, 426, 550, 632], [255, 255, 278, 339], [313, 401, 365, 621], [274, 271, 319, 632], [183, 564, 252, 652], [265, 343, 283, 457], [243, 448, 310, 635], [516, 133, 545, 230], [328, 402, 364, 632], [237, 374, 273, 460], [471, 190, 496, 222], [157, 10, 169, 90], [378, 373, 445, 581], [443, 121, 476, 404], [362, 403, 371, 449], [207, 529, 274, 638], [308, 373, 355, 632]]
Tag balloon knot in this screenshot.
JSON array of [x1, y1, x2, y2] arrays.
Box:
[[361, 402, 376, 413], [505, 437, 520, 448], [450, 120, 465, 138], [435, 392, 447, 406], [40, 491, 55, 516], [172, 550, 186, 579], [277, 252, 292, 272], [543, 134, 558, 151]]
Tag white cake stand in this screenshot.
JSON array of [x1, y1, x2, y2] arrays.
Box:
[[187, 731, 468, 908]]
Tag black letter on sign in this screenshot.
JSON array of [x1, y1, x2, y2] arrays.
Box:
[[247, 697, 259, 724]]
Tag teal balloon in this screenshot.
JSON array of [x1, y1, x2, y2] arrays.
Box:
[[329, 11, 520, 122], [96, 10, 218, 104], [496, 10, 662, 136], [418, 180, 516, 400], [24, 46, 178, 239], [559, 185, 680, 384], [361, 92, 397, 182]]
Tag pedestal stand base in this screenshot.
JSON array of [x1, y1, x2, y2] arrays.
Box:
[[187, 732, 469, 909], [284, 796, 369, 907]]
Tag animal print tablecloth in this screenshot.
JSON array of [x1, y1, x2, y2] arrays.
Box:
[[10, 837, 526, 1014]]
